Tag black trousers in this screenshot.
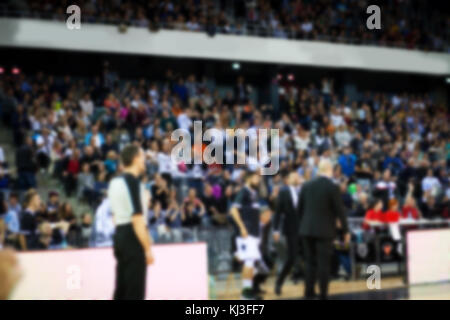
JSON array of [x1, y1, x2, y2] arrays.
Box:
[[302, 236, 333, 300], [113, 224, 147, 300], [276, 232, 300, 287]]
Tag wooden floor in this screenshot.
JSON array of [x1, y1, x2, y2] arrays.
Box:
[[214, 275, 405, 300]]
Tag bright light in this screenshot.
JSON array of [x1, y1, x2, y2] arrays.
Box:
[[276, 74, 282, 81], [446, 77, 450, 84], [0, 67, 4, 74], [12, 67, 20, 75], [288, 74, 295, 81], [232, 62, 240, 70]]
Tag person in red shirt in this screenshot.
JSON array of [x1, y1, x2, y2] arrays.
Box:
[[363, 199, 384, 229], [401, 196, 421, 220], [383, 199, 400, 223], [103, 93, 120, 110], [63, 149, 81, 197]]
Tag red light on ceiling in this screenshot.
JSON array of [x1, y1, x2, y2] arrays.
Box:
[[12, 67, 20, 75], [0, 67, 4, 74], [288, 74, 295, 81]]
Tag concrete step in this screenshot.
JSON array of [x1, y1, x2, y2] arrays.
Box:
[[1, 125, 92, 219], [35, 171, 93, 219]]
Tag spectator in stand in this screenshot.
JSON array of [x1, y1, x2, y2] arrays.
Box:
[[93, 196, 114, 247], [63, 149, 81, 197], [338, 146, 357, 178], [85, 125, 105, 148], [15, 136, 37, 190], [202, 182, 228, 226], [20, 189, 42, 249], [363, 198, 384, 229], [420, 194, 441, 219], [234, 76, 251, 104], [3, 198, 25, 250], [182, 188, 206, 226], [421, 168, 441, 198], [79, 93, 95, 117], [11, 104, 30, 147], [402, 195, 422, 220], [59, 202, 78, 245], [7, 193, 21, 222], [0, 146, 5, 165], [351, 192, 369, 217], [35, 127, 54, 173], [0, 160, 10, 192], [47, 191, 60, 215], [383, 200, 401, 223], [166, 200, 183, 242], [383, 149, 403, 176], [151, 173, 170, 211], [104, 150, 119, 176], [35, 222, 53, 250], [77, 162, 97, 205], [101, 134, 119, 160], [374, 169, 397, 211], [79, 213, 93, 248]]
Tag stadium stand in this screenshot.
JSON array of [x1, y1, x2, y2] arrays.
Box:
[[0, 66, 448, 253], [0, 0, 449, 52]]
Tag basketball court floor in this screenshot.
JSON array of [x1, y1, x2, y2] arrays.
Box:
[[215, 276, 450, 300]]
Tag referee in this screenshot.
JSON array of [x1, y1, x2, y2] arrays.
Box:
[[108, 144, 154, 300]]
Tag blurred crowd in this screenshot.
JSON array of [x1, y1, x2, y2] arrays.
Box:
[[2, 0, 449, 52], [0, 61, 448, 252]]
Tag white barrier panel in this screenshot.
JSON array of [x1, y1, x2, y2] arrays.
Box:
[[407, 229, 450, 285], [10, 243, 208, 300], [0, 18, 449, 75]]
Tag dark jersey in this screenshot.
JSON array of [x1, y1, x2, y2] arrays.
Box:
[[232, 186, 261, 237]]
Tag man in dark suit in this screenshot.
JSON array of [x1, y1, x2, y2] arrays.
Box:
[[273, 171, 302, 295], [298, 160, 350, 300]]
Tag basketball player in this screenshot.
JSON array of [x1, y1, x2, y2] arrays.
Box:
[[108, 144, 154, 300], [230, 171, 263, 300]]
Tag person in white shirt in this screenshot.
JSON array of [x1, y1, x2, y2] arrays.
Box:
[[421, 169, 441, 197], [35, 128, 55, 171], [186, 17, 200, 31], [79, 93, 94, 117], [330, 107, 345, 128], [108, 144, 153, 300], [293, 129, 310, 151], [93, 197, 115, 247], [0, 146, 4, 164], [177, 108, 193, 131], [334, 125, 352, 148], [157, 139, 177, 185]]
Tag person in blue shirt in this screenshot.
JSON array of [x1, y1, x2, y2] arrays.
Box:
[[173, 78, 188, 103], [383, 149, 404, 175], [84, 125, 105, 147], [104, 150, 118, 175], [338, 147, 357, 177], [4, 208, 20, 235]]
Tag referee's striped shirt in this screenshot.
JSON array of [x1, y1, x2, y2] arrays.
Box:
[[108, 173, 149, 225]]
